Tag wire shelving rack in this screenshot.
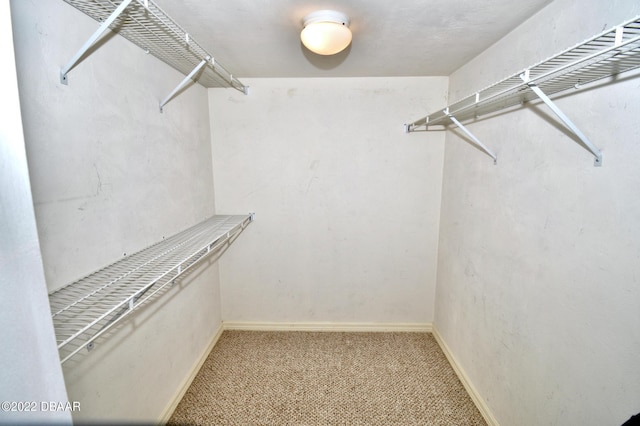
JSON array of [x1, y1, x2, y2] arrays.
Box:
[[49, 214, 253, 364], [405, 15, 640, 166], [60, 0, 248, 109]]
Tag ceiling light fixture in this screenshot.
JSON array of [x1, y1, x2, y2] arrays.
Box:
[[300, 10, 352, 55]]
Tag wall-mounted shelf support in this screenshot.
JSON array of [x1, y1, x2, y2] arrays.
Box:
[[446, 109, 497, 165], [61, 0, 248, 96], [404, 15, 640, 166], [160, 57, 209, 112], [60, 0, 133, 85], [520, 71, 602, 166]]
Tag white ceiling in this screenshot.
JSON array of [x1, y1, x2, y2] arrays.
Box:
[[154, 0, 553, 78]]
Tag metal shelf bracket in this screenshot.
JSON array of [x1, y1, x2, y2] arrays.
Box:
[[446, 109, 498, 165], [159, 57, 209, 112], [60, 0, 133, 85], [520, 71, 603, 167]]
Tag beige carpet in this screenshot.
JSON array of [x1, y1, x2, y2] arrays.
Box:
[[168, 331, 486, 425]]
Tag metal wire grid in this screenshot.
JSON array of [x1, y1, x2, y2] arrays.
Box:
[[408, 16, 640, 130], [49, 214, 252, 364], [63, 0, 247, 92]]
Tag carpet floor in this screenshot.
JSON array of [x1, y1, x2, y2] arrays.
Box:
[[168, 331, 486, 425]]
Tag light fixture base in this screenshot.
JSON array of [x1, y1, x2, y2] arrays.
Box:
[[302, 10, 350, 27]]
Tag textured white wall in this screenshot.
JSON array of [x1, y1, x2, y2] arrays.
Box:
[[12, 1, 216, 292], [210, 77, 447, 324], [0, 2, 70, 423], [435, 1, 640, 425], [11, 0, 222, 422]]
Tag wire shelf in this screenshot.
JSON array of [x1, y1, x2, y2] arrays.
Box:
[[49, 214, 253, 364], [407, 15, 640, 130], [62, 0, 247, 93]]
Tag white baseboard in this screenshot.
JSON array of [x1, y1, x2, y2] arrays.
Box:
[[158, 322, 224, 424], [222, 321, 432, 333], [432, 325, 499, 426]]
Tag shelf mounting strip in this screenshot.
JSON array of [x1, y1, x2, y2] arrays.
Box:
[[405, 15, 640, 166], [48, 214, 253, 364], [60, 0, 248, 111]]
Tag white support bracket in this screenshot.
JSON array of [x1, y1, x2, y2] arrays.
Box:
[[520, 72, 602, 166], [60, 0, 133, 85], [159, 57, 209, 112], [404, 117, 428, 133], [446, 109, 498, 165]]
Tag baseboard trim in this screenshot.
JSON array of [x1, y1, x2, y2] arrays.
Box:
[[432, 325, 499, 426], [159, 321, 224, 424], [222, 321, 432, 333]]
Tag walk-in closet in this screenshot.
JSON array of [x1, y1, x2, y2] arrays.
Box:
[[2, 0, 639, 424]]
